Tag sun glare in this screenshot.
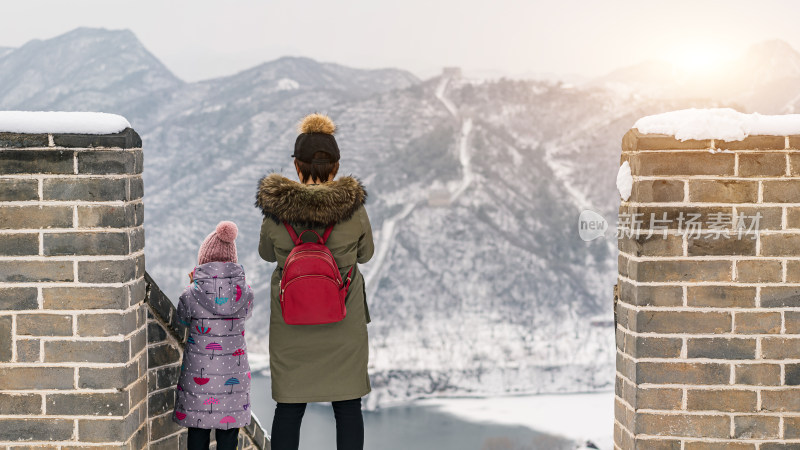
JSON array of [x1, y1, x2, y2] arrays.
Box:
[[668, 42, 734, 75]]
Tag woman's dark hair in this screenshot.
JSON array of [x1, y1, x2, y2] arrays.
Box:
[[295, 151, 339, 183]]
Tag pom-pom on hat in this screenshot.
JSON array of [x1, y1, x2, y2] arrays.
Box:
[[292, 113, 340, 164], [197, 221, 238, 265]]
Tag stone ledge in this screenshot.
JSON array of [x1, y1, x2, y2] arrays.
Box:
[[53, 127, 142, 149]]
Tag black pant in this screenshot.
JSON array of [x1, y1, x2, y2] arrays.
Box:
[[187, 427, 240, 450], [271, 398, 364, 450]]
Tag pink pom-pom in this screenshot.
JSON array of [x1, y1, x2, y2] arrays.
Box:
[[216, 221, 238, 243]]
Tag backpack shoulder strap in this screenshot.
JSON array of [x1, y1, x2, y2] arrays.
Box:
[[320, 223, 336, 244], [282, 221, 301, 245]]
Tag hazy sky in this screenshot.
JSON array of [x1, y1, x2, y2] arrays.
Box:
[[2, 1, 799, 82]]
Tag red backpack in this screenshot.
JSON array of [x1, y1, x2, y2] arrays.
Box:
[[279, 221, 354, 325]]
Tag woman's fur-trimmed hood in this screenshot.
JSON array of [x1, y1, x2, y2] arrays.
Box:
[[255, 173, 367, 227]]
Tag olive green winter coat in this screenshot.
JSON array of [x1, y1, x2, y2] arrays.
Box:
[[255, 174, 374, 403]]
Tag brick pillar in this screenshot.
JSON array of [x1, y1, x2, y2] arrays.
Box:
[[615, 130, 800, 448], [0, 128, 148, 447]]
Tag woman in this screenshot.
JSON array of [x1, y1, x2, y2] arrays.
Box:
[[255, 113, 374, 450]]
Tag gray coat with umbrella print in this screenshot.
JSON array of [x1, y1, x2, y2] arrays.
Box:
[[172, 261, 254, 430]]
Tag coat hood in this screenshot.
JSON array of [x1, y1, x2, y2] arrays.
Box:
[[255, 173, 367, 227], [191, 262, 250, 316]]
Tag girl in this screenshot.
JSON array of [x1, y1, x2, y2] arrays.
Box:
[[255, 113, 374, 450], [173, 221, 254, 450]]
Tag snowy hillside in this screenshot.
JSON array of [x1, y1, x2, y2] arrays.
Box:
[[10, 27, 773, 406]]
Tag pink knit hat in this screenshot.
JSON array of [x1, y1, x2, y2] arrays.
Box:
[[197, 221, 238, 265]]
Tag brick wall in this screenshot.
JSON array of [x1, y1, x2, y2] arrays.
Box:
[[615, 129, 800, 449], [0, 127, 269, 448]]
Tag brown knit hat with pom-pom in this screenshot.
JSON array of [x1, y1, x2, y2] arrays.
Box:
[[292, 113, 339, 164]]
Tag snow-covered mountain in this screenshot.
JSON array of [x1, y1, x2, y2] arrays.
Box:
[[15, 27, 793, 406]]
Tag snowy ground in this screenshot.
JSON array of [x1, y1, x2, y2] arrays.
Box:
[[416, 391, 615, 450]]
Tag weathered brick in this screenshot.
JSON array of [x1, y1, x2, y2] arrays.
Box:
[[0, 418, 73, 441], [736, 206, 781, 230], [129, 277, 147, 306], [15, 339, 40, 363], [150, 412, 184, 441], [761, 286, 800, 308], [619, 280, 683, 307], [685, 442, 755, 450], [79, 363, 138, 389], [734, 414, 780, 439], [734, 312, 781, 334], [148, 388, 175, 417], [77, 204, 135, 228], [129, 176, 144, 200], [735, 363, 781, 385], [718, 135, 786, 150], [785, 416, 800, 439], [635, 412, 729, 438], [624, 334, 682, 358], [635, 310, 731, 334], [43, 286, 127, 310], [0, 393, 42, 415], [763, 180, 800, 203], [53, 127, 141, 149], [77, 311, 137, 337], [44, 231, 128, 256], [736, 259, 783, 283], [738, 152, 787, 176], [133, 149, 143, 174], [760, 337, 800, 359], [630, 179, 685, 203], [619, 233, 683, 257], [0, 260, 73, 282], [791, 136, 800, 151], [0, 178, 38, 201], [150, 433, 182, 450], [633, 260, 731, 283], [77, 406, 143, 442], [762, 390, 800, 412], [44, 340, 129, 363], [637, 362, 729, 385], [128, 423, 150, 450], [16, 313, 72, 336], [625, 130, 712, 151], [636, 387, 682, 410], [761, 233, 800, 256], [786, 311, 800, 334], [787, 208, 800, 229], [786, 364, 800, 385], [43, 177, 126, 201], [0, 367, 74, 389], [687, 337, 755, 359], [46, 392, 129, 416], [633, 152, 734, 176], [132, 201, 144, 226], [129, 226, 144, 252], [0, 205, 72, 229], [0, 149, 72, 174], [0, 132, 49, 148], [128, 376, 147, 407], [620, 205, 731, 230], [0, 315, 10, 362], [687, 235, 756, 256], [0, 287, 38, 310], [77, 150, 136, 174], [130, 326, 147, 356], [148, 343, 181, 368], [687, 389, 757, 412], [147, 365, 181, 392], [77, 259, 136, 283], [0, 233, 38, 256], [689, 180, 758, 203]]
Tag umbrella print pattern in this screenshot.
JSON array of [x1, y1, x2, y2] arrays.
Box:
[[224, 318, 238, 331], [233, 348, 245, 366], [220, 415, 236, 430], [193, 368, 210, 385], [172, 262, 252, 429], [206, 342, 223, 360], [204, 397, 219, 414], [225, 377, 240, 393]]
